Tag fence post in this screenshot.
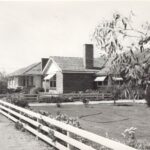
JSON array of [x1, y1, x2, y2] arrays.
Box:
[[67, 131, 72, 150], [36, 118, 40, 140], [102, 93, 104, 100], [37, 94, 39, 102]]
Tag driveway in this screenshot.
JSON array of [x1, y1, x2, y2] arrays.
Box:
[[0, 114, 52, 150]]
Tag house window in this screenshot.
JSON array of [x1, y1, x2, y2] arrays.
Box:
[[29, 76, 33, 86], [97, 81, 102, 87], [103, 80, 108, 85], [23, 79, 26, 86], [50, 75, 56, 88]]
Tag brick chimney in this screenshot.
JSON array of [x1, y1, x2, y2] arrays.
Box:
[[83, 44, 94, 69], [41, 58, 49, 71]]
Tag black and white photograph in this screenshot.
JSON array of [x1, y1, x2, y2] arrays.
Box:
[[0, 0, 150, 150]]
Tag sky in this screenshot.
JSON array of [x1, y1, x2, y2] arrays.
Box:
[[0, 1, 150, 73]]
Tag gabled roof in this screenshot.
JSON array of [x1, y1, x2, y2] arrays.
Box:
[[8, 62, 42, 77], [9, 55, 106, 77], [49, 56, 105, 72]]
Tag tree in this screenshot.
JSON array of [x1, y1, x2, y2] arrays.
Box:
[[92, 12, 150, 100], [0, 71, 8, 94]]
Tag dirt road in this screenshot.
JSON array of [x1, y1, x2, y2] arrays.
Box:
[[0, 114, 53, 150]]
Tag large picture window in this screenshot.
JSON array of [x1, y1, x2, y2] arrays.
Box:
[[50, 75, 56, 88]]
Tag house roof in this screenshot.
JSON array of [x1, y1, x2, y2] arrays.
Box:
[[8, 62, 42, 77], [9, 55, 106, 77], [24, 62, 42, 75], [50, 56, 105, 72]]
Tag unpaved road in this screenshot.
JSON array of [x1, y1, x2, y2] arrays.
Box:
[[0, 114, 53, 150]]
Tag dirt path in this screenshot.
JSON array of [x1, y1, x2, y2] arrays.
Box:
[[0, 114, 53, 150]]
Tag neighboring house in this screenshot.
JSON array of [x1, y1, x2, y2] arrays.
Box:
[[7, 62, 42, 90], [95, 64, 123, 90]]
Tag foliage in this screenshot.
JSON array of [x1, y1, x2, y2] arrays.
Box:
[[48, 130, 56, 142], [92, 12, 150, 91], [15, 121, 25, 131], [56, 102, 62, 108], [39, 96, 74, 103], [122, 127, 137, 147], [20, 87, 31, 94], [11, 98, 29, 108], [0, 71, 8, 94], [82, 98, 89, 107], [145, 84, 150, 106], [122, 127, 150, 150]]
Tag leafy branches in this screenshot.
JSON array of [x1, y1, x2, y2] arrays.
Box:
[[92, 12, 150, 85]]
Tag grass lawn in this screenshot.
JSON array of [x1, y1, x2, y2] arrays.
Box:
[[31, 103, 150, 143]]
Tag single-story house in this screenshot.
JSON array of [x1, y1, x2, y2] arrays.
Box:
[[42, 44, 105, 93], [7, 62, 42, 90], [7, 44, 123, 93]]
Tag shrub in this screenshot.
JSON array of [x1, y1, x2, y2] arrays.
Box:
[[82, 98, 89, 107], [39, 96, 74, 103], [56, 102, 61, 108], [145, 84, 150, 107], [0, 80, 7, 94], [11, 98, 29, 108], [21, 87, 30, 94], [15, 121, 25, 131], [122, 127, 137, 147]]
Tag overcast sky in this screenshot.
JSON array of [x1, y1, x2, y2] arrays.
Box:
[[0, 1, 150, 73]]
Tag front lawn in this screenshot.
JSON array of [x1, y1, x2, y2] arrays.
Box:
[[31, 103, 150, 143]]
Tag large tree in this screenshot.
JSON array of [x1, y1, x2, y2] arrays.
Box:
[[92, 12, 150, 99]]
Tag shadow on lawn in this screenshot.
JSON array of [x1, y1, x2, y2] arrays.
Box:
[[114, 103, 133, 107], [81, 117, 129, 124], [79, 111, 130, 124], [79, 112, 102, 119]]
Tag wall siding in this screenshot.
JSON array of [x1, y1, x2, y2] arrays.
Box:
[[33, 75, 42, 88], [56, 71, 63, 94], [63, 73, 95, 93]]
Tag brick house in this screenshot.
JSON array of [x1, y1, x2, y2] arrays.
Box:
[[42, 44, 104, 93]]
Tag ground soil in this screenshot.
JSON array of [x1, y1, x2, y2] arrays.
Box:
[[0, 114, 53, 150]]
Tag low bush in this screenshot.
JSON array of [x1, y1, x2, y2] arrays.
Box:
[[56, 102, 61, 108], [82, 98, 89, 107], [39, 96, 74, 103], [21, 87, 31, 94], [11, 98, 29, 108], [15, 121, 25, 131]]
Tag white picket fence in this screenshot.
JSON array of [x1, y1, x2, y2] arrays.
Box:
[[0, 100, 137, 150]]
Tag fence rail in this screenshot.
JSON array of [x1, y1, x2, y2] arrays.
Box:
[[2, 92, 113, 103], [0, 100, 137, 150]]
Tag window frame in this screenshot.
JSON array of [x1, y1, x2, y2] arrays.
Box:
[[50, 75, 56, 89]]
